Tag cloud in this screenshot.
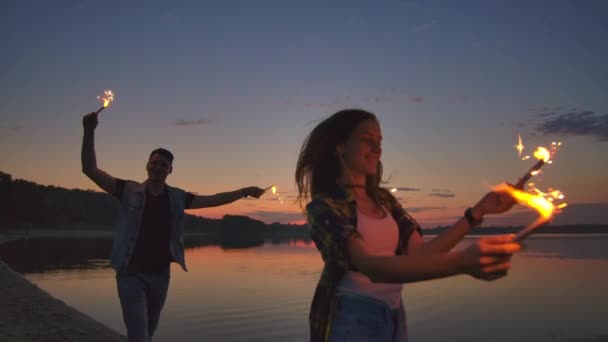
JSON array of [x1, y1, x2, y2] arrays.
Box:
[[366, 96, 382, 103], [535, 110, 608, 141], [393, 187, 421, 192], [0, 125, 23, 132], [174, 119, 212, 127], [432, 189, 452, 193], [409, 96, 424, 103], [429, 193, 455, 198], [405, 206, 446, 213], [429, 189, 455, 198], [412, 20, 438, 33]]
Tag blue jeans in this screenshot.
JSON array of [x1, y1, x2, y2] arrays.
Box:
[[328, 293, 407, 342], [116, 269, 170, 342]]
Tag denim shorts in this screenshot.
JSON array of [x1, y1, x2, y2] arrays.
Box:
[[328, 293, 407, 342]]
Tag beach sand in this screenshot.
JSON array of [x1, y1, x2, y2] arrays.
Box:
[[0, 231, 124, 342]]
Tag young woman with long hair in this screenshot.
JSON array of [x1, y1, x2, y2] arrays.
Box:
[[295, 109, 521, 342]]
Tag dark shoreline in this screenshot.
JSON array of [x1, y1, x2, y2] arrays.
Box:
[[0, 230, 125, 342]]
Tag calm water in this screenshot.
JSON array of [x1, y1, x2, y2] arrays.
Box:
[[1, 235, 608, 342]]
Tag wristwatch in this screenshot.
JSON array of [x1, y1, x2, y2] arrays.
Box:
[[464, 207, 483, 227]]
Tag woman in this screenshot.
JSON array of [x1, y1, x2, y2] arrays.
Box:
[[295, 109, 521, 342]]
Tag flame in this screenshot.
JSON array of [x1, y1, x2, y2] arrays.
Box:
[[390, 188, 397, 193], [549, 190, 564, 199], [495, 183, 556, 220], [517, 137, 562, 165], [494, 181, 567, 230], [511, 137, 566, 240], [515, 135, 524, 157], [97, 90, 114, 108], [268, 185, 284, 204], [533, 147, 551, 163]]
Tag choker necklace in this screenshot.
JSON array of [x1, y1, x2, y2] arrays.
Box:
[[343, 184, 367, 189]]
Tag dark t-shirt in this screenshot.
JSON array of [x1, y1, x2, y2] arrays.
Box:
[[114, 179, 195, 274]]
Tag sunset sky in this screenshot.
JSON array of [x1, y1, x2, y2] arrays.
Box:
[[2, 1, 607, 227]]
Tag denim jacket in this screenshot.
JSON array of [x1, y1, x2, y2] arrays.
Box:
[[111, 180, 189, 272]]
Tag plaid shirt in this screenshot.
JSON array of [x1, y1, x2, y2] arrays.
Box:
[[306, 186, 422, 342]]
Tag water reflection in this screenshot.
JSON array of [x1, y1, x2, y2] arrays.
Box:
[[0, 237, 113, 273], [0, 235, 314, 274], [518, 235, 608, 260], [1, 235, 607, 342]]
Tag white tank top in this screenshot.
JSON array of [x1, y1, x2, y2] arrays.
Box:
[[337, 207, 403, 309]]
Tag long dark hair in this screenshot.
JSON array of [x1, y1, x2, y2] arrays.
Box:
[[295, 109, 383, 207]]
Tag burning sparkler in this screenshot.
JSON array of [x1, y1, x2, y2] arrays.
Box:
[[95, 90, 115, 114], [265, 185, 285, 204], [514, 140, 561, 189], [496, 183, 567, 241], [505, 136, 566, 241]]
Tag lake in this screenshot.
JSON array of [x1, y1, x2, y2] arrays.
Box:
[[1, 235, 607, 342]]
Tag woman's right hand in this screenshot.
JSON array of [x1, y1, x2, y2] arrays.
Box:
[[458, 235, 521, 281]]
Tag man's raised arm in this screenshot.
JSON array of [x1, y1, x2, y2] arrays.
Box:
[[81, 112, 117, 195]]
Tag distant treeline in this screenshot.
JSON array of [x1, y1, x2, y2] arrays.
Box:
[[0, 171, 310, 241], [1, 171, 605, 237]]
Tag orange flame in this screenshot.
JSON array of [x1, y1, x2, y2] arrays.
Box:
[[494, 182, 567, 241], [267, 185, 284, 204], [533, 147, 551, 163], [97, 90, 114, 108], [495, 184, 555, 219], [511, 137, 566, 240]]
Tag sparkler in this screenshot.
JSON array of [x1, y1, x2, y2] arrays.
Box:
[[496, 183, 567, 242], [506, 136, 566, 241], [514, 141, 561, 189], [265, 185, 285, 204], [95, 90, 115, 114], [515, 147, 549, 188]]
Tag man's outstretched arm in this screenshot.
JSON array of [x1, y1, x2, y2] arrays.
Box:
[[81, 112, 117, 195], [188, 187, 265, 209]]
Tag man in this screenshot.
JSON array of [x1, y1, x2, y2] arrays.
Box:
[[81, 112, 264, 341]]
